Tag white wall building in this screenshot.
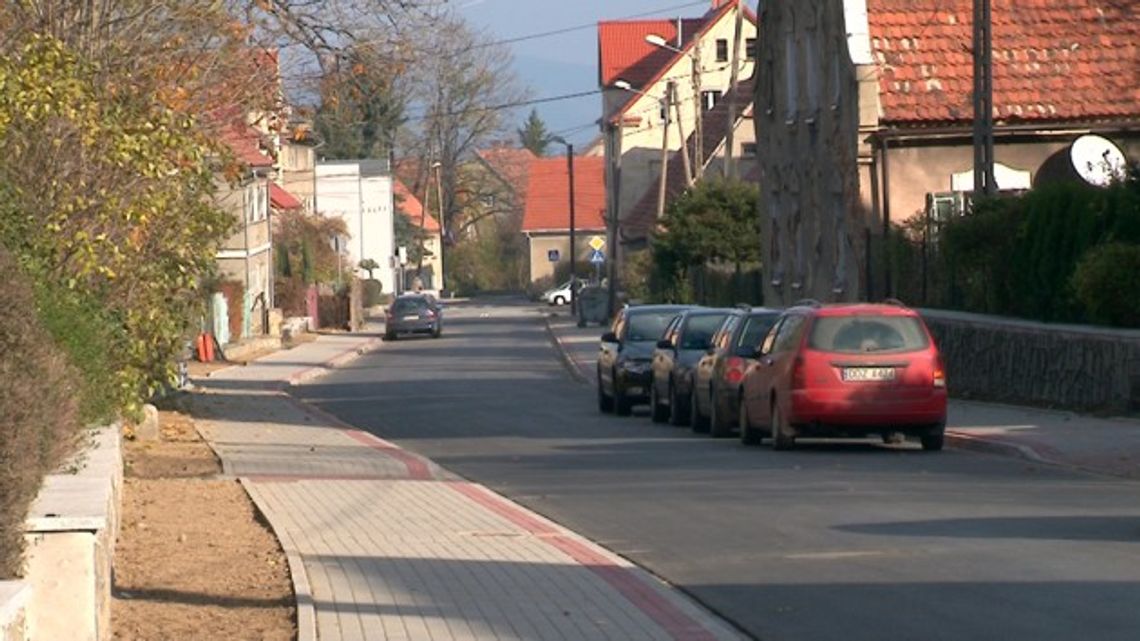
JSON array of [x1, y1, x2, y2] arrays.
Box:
[[316, 160, 397, 294]]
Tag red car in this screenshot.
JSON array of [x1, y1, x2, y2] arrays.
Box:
[[738, 301, 947, 451]]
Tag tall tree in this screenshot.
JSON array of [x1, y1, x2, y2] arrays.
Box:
[[412, 14, 527, 248], [517, 109, 550, 156], [314, 43, 407, 159]]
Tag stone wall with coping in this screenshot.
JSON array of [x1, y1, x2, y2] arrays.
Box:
[[920, 309, 1140, 413], [22, 424, 122, 641], [0, 583, 28, 641]]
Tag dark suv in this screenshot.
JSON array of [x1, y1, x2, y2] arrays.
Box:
[[597, 305, 691, 416]]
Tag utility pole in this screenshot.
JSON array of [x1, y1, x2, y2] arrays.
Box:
[[723, 0, 745, 180], [672, 83, 693, 186], [972, 0, 996, 197], [691, 40, 704, 180], [657, 81, 674, 220], [604, 121, 622, 319], [566, 142, 577, 313], [434, 161, 447, 296]]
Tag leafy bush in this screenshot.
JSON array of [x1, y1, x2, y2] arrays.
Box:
[[1071, 243, 1140, 327], [362, 278, 384, 306], [937, 170, 1140, 322], [0, 249, 83, 578]]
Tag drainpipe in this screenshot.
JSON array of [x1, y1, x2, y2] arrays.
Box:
[[880, 138, 893, 298]]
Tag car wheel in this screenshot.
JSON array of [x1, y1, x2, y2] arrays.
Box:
[[669, 382, 689, 427], [650, 380, 668, 423], [614, 370, 633, 417], [739, 396, 761, 445], [708, 386, 730, 438], [597, 369, 614, 413], [921, 423, 945, 452], [384, 331, 397, 341], [690, 386, 709, 433], [554, 296, 566, 306], [770, 400, 795, 451]]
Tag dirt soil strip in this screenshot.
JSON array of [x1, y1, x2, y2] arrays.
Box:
[[112, 410, 297, 641]]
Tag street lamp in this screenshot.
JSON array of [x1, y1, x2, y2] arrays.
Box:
[[546, 134, 577, 314], [431, 161, 447, 297]]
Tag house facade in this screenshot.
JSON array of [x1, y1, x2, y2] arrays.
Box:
[[215, 122, 275, 338], [394, 179, 444, 294], [860, 0, 1140, 250], [598, 0, 759, 239], [315, 160, 398, 294], [522, 156, 608, 283]]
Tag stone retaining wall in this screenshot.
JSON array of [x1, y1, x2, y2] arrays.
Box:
[[0, 583, 28, 641], [22, 424, 122, 641], [920, 309, 1140, 413]]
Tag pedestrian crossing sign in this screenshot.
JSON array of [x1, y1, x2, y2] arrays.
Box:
[[589, 249, 605, 264]]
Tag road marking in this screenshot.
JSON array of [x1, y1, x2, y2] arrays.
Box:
[[784, 550, 898, 560]]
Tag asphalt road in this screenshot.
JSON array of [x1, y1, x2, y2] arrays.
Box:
[[296, 298, 1140, 641]]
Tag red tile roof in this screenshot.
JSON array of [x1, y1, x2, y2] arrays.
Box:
[[521, 156, 607, 233], [394, 179, 440, 233], [868, 0, 1140, 125], [598, 18, 706, 88], [476, 147, 536, 201], [217, 120, 273, 168], [269, 182, 302, 210], [602, 2, 757, 121]]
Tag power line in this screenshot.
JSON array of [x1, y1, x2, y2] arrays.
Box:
[[404, 88, 601, 123]]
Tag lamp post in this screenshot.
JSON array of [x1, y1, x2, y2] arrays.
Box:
[[431, 161, 447, 297], [547, 135, 577, 314]]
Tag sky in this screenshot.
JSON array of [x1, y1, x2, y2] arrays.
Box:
[[459, 0, 720, 148]]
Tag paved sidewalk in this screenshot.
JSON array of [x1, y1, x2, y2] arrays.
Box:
[[201, 324, 384, 389], [191, 328, 744, 641], [545, 314, 1140, 480]]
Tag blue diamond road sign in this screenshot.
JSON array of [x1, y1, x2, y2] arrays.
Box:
[[589, 249, 605, 264]]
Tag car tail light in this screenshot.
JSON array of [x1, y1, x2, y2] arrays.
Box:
[[791, 355, 806, 390], [724, 357, 746, 384], [425, 309, 436, 318], [933, 358, 946, 388]]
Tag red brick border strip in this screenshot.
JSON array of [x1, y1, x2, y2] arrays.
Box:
[[449, 482, 719, 641]]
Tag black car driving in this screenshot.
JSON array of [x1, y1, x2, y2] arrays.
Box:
[[597, 304, 691, 416]]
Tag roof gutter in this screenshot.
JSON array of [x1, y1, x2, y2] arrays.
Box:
[[868, 119, 1140, 144]]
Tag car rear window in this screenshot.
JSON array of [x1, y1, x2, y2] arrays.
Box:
[[808, 315, 929, 354], [681, 314, 728, 349], [627, 312, 679, 342], [737, 314, 779, 352], [393, 298, 427, 314]]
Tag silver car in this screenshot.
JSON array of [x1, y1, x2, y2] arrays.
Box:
[[384, 294, 442, 340]]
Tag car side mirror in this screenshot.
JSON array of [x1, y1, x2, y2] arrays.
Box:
[[656, 339, 674, 350], [601, 331, 619, 344]]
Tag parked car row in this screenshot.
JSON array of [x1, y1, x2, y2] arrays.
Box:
[[596, 300, 948, 451]]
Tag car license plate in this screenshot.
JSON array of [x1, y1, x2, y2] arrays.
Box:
[[403, 315, 420, 321], [843, 367, 896, 382]]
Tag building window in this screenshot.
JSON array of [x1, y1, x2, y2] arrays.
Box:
[[742, 142, 758, 158], [746, 38, 757, 60], [716, 39, 729, 62], [702, 90, 723, 110]]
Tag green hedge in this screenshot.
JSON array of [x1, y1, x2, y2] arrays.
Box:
[[893, 170, 1140, 326], [0, 250, 84, 578], [1072, 242, 1140, 327]]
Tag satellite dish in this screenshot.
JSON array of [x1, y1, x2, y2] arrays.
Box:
[[1070, 135, 1128, 187]]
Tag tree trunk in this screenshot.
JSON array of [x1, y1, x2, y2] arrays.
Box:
[[753, 0, 862, 307]]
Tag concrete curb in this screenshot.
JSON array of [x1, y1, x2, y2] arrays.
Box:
[[543, 315, 591, 386], [944, 430, 1054, 465], [240, 480, 316, 641], [286, 336, 384, 387]]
